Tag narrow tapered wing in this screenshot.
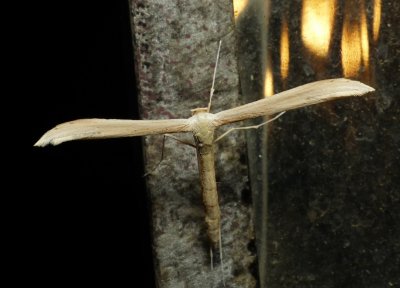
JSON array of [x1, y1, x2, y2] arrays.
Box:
[[34, 118, 191, 147], [213, 78, 374, 126]]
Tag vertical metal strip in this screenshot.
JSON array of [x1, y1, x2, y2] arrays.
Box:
[[235, 0, 272, 287]]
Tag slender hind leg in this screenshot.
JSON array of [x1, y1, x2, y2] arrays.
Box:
[[210, 247, 214, 270], [209, 230, 225, 287], [144, 134, 195, 176], [219, 227, 226, 287], [214, 111, 286, 143]]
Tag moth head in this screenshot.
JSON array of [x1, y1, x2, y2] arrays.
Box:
[[191, 107, 208, 116]]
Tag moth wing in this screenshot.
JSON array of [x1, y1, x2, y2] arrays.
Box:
[[35, 118, 191, 147], [213, 78, 374, 126]]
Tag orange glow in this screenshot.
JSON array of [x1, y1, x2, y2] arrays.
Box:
[[280, 18, 290, 81], [264, 60, 274, 97], [233, 0, 249, 19], [373, 0, 382, 42], [360, 7, 370, 69], [341, 1, 370, 78], [341, 21, 362, 77], [301, 0, 336, 58]]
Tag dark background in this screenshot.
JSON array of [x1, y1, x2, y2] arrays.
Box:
[[21, 1, 155, 286]]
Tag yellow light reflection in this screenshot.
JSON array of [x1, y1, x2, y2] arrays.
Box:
[[341, 21, 362, 78], [264, 60, 274, 97], [301, 0, 336, 58], [373, 0, 382, 42], [360, 7, 369, 69], [233, 0, 249, 19], [341, 1, 370, 78], [280, 18, 289, 81]]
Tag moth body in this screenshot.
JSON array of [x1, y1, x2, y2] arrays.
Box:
[[190, 107, 221, 248]]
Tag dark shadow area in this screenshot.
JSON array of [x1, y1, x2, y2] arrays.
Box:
[[22, 1, 155, 286]]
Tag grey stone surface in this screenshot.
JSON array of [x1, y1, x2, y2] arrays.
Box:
[[130, 1, 257, 287]]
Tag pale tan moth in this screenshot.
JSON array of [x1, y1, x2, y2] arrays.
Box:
[[34, 44, 374, 273]]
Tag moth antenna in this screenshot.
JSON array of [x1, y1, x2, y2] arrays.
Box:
[[207, 40, 222, 113]]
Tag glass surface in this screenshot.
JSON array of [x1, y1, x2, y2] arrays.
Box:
[[235, 0, 399, 286]]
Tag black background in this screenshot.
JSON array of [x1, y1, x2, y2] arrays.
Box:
[[20, 1, 155, 286]]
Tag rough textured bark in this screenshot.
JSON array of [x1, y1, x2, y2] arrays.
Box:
[[129, 1, 256, 287]]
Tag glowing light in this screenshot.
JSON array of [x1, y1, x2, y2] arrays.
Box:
[[280, 18, 290, 81], [360, 6, 370, 69], [341, 1, 370, 78], [301, 0, 336, 58], [341, 20, 362, 78], [373, 0, 382, 42], [264, 60, 274, 97], [233, 0, 249, 19]]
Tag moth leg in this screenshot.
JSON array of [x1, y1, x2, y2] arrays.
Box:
[[144, 134, 195, 176], [214, 111, 286, 143], [210, 246, 214, 271], [164, 133, 196, 147], [219, 227, 226, 287]]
